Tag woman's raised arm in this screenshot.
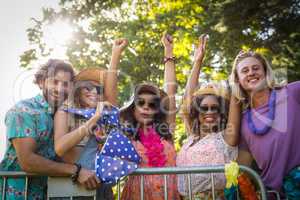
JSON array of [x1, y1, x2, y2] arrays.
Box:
[[223, 95, 241, 146], [161, 33, 177, 133], [182, 34, 207, 133], [105, 38, 128, 106]]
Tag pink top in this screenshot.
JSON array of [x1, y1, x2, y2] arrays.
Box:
[[176, 131, 237, 196]]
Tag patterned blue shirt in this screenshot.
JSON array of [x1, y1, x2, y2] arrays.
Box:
[[0, 94, 55, 200]]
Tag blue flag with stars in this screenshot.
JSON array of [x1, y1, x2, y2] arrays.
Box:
[[63, 106, 120, 128], [63, 106, 135, 135], [63, 105, 141, 184], [95, 130, 141, 184]]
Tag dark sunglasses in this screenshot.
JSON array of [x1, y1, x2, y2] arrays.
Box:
[[135, 98, 160, 110], [199, 105, 220, 114], [81, 84, 104, 95]]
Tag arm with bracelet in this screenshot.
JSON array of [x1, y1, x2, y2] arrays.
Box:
[[161, 33, 177, 134], [181, 34, 208, 134]]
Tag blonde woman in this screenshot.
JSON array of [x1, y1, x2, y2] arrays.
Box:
[[230, 50, 300, 199], [54, 39, 128, 199]]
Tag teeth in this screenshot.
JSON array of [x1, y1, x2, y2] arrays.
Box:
[[205, 117, 214, 121], [249, 78, 259, 83], [88, 97, 97, 101]]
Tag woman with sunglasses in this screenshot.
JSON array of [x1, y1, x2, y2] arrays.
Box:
[[53, 39, 128, 199], [176, 35, 241, 199], [230, 50, 300, 199], [120, 34, 180, 200]]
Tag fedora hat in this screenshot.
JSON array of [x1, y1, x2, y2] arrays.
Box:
[[74, 68, 106, 85]]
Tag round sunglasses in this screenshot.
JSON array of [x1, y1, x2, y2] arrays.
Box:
[[134, 97, 160, 110], [198, 105, 220, 114], [80, 83, 104, 95]]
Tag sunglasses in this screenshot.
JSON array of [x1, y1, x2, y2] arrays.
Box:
[[81, 84, 104, 95], [135, 98, 160, 110], [199, 105, 220, 114]]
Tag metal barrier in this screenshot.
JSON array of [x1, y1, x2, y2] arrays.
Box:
[[124, 165, 268, 200], [0, 171, 40, 200], [0, 165, 270, 200]]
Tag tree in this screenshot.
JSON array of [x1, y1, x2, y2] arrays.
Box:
[[21, 0, 300, 140], [21, 0, 300, 83]]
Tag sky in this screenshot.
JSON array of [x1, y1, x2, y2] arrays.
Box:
[[0, 0, 61, 160]]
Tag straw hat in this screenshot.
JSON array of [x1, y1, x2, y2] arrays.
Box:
[[193, 83, 230, 100], [180, 83, 230, 118], [74, 68, 106, 85]]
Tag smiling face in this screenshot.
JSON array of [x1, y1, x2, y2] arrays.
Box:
[[236, 56, 267, 94], [133, 93, 160, 126], [197, 95, 221, 133], [78, 81, 103, 108], [42, 69, 72, 109]]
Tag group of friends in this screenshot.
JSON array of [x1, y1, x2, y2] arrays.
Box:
[[0, 33, 300, 200]]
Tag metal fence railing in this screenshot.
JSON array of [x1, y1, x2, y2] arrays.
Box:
[[0, 165, 273, 200], [126, 165, 268, 200], [0, 171, 40, 200]]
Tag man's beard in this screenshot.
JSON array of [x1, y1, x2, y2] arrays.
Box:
[[43, 89, 68, 111]]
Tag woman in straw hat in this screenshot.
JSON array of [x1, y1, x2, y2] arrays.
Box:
[[176, 34, 241, 199], [230, 50, 300, 199], [120, 34, 180, 200], [53, 38, 128, 199]]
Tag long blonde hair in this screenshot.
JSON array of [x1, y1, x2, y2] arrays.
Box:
[[229, 50, 276, 102]]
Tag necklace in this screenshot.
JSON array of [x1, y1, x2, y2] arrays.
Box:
[[139, 127, 166, 167], [246, 90, 276, 135]]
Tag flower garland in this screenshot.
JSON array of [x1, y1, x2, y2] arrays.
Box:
[[224, 161, 258, 200], [246, 90, 276, 135], [139, 127, 167, 167], [238, 173, 258, 200]]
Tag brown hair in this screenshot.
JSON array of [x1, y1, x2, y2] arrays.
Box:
[[34, 59, 75, 85], [120, 84, 172, 141]]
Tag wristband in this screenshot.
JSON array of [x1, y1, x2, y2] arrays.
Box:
[[163, 56, 176, 64], [71, 163, 82, 183]]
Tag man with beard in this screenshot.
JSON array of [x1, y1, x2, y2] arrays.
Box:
[[0, 59, 101, 200]]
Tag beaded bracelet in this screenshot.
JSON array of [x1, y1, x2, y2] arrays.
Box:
[[163, 56, 176, 64], [71, 163, 82, 183]]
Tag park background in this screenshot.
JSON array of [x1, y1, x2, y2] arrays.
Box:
[[0, 0, 299, 160]]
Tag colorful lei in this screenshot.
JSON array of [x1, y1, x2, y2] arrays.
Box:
[[139, 126, 167, 167], [224, 161, 258, 200], [246, 89, 276, 135]]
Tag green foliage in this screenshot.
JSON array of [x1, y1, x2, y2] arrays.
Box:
[[21, 0, 300, 147]]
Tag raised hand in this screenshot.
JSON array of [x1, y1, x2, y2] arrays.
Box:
[[194, 34, 208, 64], [86, 101, 112, 135], [93, 101, 112, 121], [107, 39, 128, 106], [161, 33, 173, 57], [112, 38, 128, 56], [161, 33, 173, 49]]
